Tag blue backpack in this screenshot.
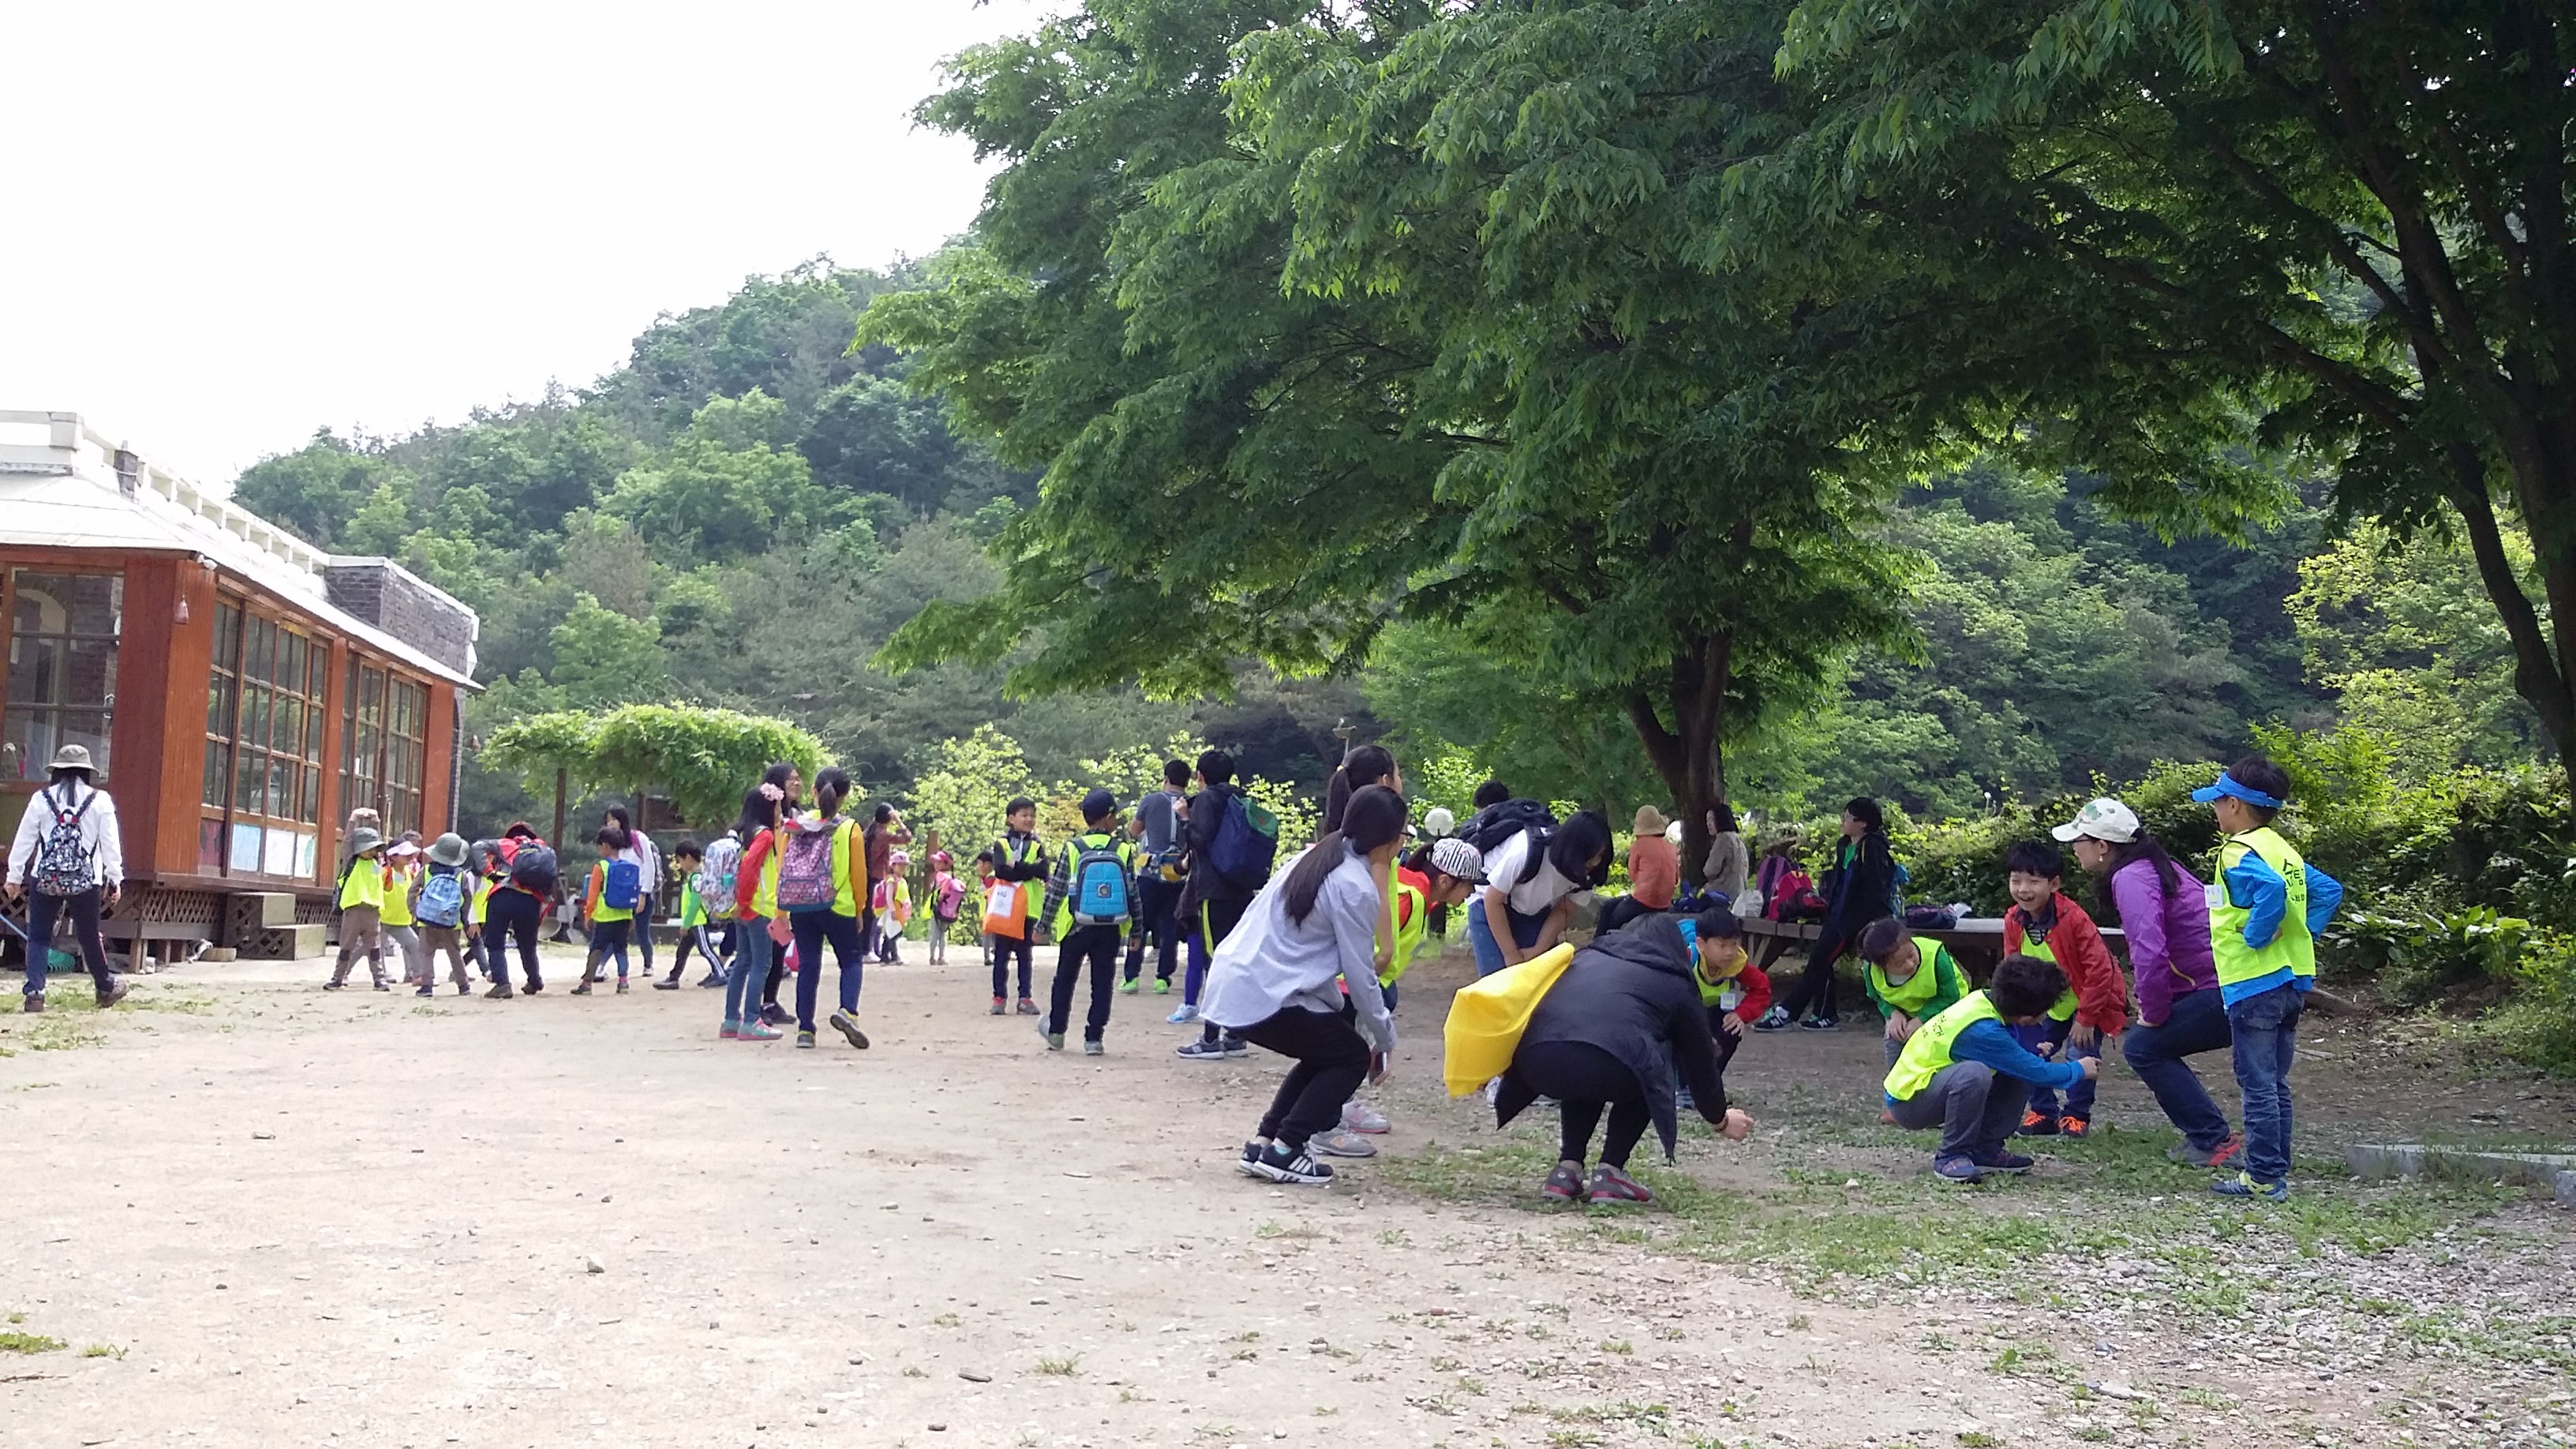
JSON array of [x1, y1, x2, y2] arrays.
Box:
[[1070, 835, 1133, 927], [1205, 790, 1280, 893], [601, 858, 642, 912], [417, 867, 466, 928]]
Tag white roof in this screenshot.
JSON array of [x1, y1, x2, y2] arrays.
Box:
[[0, 410, 477, 687]]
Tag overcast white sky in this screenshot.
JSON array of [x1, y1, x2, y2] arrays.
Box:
[[0, 0, 1048, 484]]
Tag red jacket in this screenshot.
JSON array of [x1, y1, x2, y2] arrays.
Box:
[[2004, 891, 2129, 1035], [1720, 959, 1773, 1023], [736, 829, 777, 917]]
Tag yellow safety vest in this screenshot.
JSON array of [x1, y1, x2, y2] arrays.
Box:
[[1867, 936, 1952, 1016], [378, 863, 417, 927], [587, 862, 633, 924], [1381, 879, 1429, 987], [1883, 991, 2005, 1102], [338, 856, 385, 912], [2212, 826, 2315, 989]]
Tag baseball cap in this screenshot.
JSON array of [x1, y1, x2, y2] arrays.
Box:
[[1428, 837, 1485, 884], [2050, 797, 2141, 844], [1080, 787, 1119, 821]]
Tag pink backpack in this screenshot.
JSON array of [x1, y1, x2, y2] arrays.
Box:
[[773, 822, 843, 912]]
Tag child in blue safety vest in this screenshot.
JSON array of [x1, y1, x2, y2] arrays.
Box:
[[1036, 789, 1137, 1054], [1884, 953, 2099, 1184], [2192, 755, 2345, 1202]]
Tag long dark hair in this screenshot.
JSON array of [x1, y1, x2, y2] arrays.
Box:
[[1284, 784, 1408, 927], [1322, 743, 1399, 833], [2093, 829, 2184, 923], [601, 804, 635, 852], [811, 767, 852, 819], [736, 785, 780, 841], [1546, 810, 1614, 889]]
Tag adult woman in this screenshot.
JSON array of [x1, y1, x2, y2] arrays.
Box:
[[1702, 803, 1750, 900], [1496, 908, 1755, 1205], [1597, 806, 1679, 935], [1758, 798, 1898, 1032], [1465, 811, 1612, 976], [6, 744, 126, 1011], [781, 767, 871, 1052], [1200, 785, 1409, 1186], [481, 821, 552, 997], [2056, 796, 2241, 1170]]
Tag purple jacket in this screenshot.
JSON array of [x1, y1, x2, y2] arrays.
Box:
[[2109, 857, 2217, 1027]]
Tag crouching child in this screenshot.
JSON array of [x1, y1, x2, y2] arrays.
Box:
[[1883, 953, 2099, 1184]]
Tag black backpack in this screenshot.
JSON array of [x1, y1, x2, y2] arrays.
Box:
[[1459, 799, 1559, 884]]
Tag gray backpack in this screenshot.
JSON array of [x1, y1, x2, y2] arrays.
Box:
[[29, 787, 98, 897]]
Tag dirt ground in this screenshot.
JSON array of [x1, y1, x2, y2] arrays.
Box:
[[2, 938, 2570, 1449]]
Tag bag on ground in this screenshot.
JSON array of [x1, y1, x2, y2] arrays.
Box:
[[1441, 943, 1578, 1099]]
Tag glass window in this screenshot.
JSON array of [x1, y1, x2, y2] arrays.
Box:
[[201, 600, 331, 879], [384, 678, 429, 837], [3, 570, 121, 781]]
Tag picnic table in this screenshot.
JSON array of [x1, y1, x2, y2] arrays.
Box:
[[1739, 915, 2125, 980]]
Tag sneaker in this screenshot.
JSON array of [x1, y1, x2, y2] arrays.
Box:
[[829, 1010, 871, 1050], [2058, 1117, 2090, 1139], [1166, 1002, 1200, 1024], [738, 1020, 782, 1042], [571, 982, 592, 997], [1083, 1039, 1104, 1057], [2211, 1170, 2289, 1202], [485, 983, 514, 1000], [1541, 1163, 1586, 1202], [2168, 1133, 2245, 1170], [522, 981, 545, 995], [21, 994, 42, 1014], [1176, 1038, 1235, 1061], [1341, 1101, 1391, 1134], [1118, 976, 1140, 995], [1252, 1144, 1333, 1187], [1934, 1155, 1984, 1184], [795, 1030, 816, 1050], [721, 1020, 742, 1040], [1676, 1087, 1696, 1113], [322, 980, 345, 991], [2016, 1110, 2060, 1137], [1153, 978, 1171, 995], [1234, 1142, 1267, 1179], [373, 982, 391, 992], [1799, 1013, 1840, 1031], [1040, 1031, 1065, 1050], [614, 979, 631, 994], [1750, 1007, 1793, 1032], [990, 996, 1008, 1016], [1310, 1129, 1378, 1159], [653, 978, 682, 991], [1586, 1165, 1653, 1205], [414, 986, 434, 998], [1971, 1150, 2036, 1174], [757, 1003, 788, 1026], [1221, 1035, 1249, 1058], [455, 983, 472, 996], [1017, 998, 1040, 1017]]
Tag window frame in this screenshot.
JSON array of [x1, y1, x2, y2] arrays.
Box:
[[200, 597, 329, 882], [2, 566, 124, 785]]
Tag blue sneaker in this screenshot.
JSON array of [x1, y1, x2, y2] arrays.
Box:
[[1167, 1002, 1200, 1024], [1933, 1155, 1983, 1185], [1972, 1150, 2035, 1174], [2210, 1171, 2289, 1202]]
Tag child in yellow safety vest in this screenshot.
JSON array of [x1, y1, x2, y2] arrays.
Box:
[[1883, 953, 2098, 1184], [327, 828, 388, 991], [577, 826, 639, 996], [1858, 918, 1969, 1069], [1313, 837, 1487, 1159], [380, 837, 429, 995], [2190, 754, 2345, 1202]]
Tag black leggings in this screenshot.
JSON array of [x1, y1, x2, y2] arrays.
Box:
[[1237, 1005, 1373, 1155], [1776, 917, 1857, 1020], [1516, 1039, 1650, 1170]]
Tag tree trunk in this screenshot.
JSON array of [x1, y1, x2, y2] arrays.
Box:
[[552, 768, 568, 852], [1624, 627, 1734, 897]]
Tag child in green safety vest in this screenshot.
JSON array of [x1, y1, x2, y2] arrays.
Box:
[[326, 828, 389, 991], [1313, 837, 1487, 1159], [2190, 755, 2346, 1202], [1036, 789, 1138, 1054], [1856, 916, 1968, 1069], [2000, 841, 2129, 1140], [1884, 953, 2098, 1183]]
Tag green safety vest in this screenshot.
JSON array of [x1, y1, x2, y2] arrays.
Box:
[[2212, 826, 2315, 990], [1883, 991, 2005, 1102], [2011, 933, 2079, 1023], [1380, 879, 1429, 987], [1866, 937, 1952, 1017]]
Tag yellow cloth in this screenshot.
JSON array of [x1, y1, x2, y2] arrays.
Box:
[[1441, 943, 1578, 1099], [378, 863, 417, 927]]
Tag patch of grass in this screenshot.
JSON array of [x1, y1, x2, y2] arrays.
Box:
[[0, 1013, 105, 1051], [0, 1331, 67, 1354], [1597, 1339, 1633, 1355], [1376, 1228, 1410, 1246], [2177, 1387, 2237, 1410], [119, 993, 215, 1014], [1254, 1221, 1322, 1242], [1456, 1375, 1487, 1395], [1785, 1312, 1811, 1330], [1229, 1331, 1262, 1344], [1552, 1402, 1671, 1426], [902, 1365, 927, 1379], [1035, 1355, 1081, 1376], [1956, 1434, 2001, 1448], [80, 1344, 124, 1359], [1652, 1325, 1686, 1341], [1545, 1432, 1601, 1447]]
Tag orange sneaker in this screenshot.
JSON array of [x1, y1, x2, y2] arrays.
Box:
[[2016, 1109, 2059, 1137], [2059, 1117, 2091, 1139]]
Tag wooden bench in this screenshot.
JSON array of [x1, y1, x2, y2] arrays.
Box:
[[1740, 915, 2125, 980]]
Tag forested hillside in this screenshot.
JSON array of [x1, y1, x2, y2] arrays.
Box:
[[224, 259, 2533, 833]]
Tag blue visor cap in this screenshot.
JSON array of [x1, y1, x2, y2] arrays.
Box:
[[2190, 773, 2286, 811]]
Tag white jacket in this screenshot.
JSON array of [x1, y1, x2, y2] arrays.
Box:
[[8, 780, 125, 893]]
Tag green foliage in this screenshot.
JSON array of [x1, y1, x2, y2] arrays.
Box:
[[906, 725, 1047, 866], [483, 706, 829, 833], [547, 595, 672, 711], [2338, 905, 2533, 1009]]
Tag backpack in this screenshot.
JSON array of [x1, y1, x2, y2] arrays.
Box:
[[1458, 799, 1558, 863], [1204, 791, 1279, 892], [601, 858, 642, 912], [934, 873, 965, 919], [774, 822, 844, 912], [28, 786, 98, 897], [1765, 867, 1825, 922], [1069, 835, 1133, 927], [695, 837, 743, 920], [503, 837, 559, 897], [417, 867, 466, 928]]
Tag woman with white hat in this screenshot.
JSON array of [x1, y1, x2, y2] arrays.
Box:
[[4, 744, 126, 1012]]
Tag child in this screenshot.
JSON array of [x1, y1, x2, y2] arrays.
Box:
[[1858, 916, 1969, 1068], [2192, 754, 2346, 1201], [414, 833, 476, 996], [327, 828, 389, 990], [874, 849, 912, 964], [1037, 789, 1136, 1054], [1676, 908, 1769, 1113], [658, 841, 727, 990], [2001, 841, 2128, 1137], [928, 854, 964, 966], [380, 839, 428, 994], [987, 797, 1047, 1017], [688, 827, 744, 989], [781, 768, 871, 1051], [1884, 953, 2099, 1183], [577, 826, 641, 995], [1312, 837, 1487, 1157], [1758, 799, 1897, 1032]]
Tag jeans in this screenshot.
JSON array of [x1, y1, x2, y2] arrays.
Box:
[[726, 915, 773, 1026], [1515, 1039, 1650, 1170], [23, 887, 112, 996], [1049, 924, 1121, 1041], [586, 918, 632, 981], [483, 888, 543, 989], [1238, 1005, 1372, 1156], [2227, 981, 2304, 1184], [1123, 874, 1182, 983], [2124, 987, 2233, 1151], [1888, 1061, 2031, 1161], [2012, 1015, 2099, 1121], [1465, 900, 1546, 977], [990, 931, 1033, 1000], [791, 909, 868, 1032], [634, 893, 657, 975]]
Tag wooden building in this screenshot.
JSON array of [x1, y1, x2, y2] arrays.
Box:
[[0, 410, 479, 956]]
